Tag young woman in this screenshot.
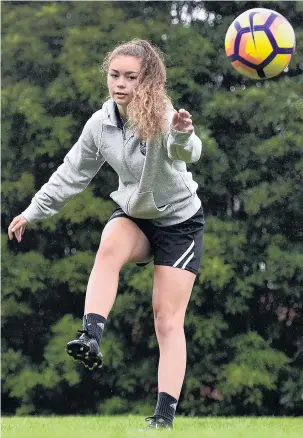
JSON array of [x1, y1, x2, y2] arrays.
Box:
[[8, 39, 204, 429]]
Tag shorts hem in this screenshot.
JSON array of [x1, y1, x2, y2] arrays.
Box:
[[153, 261, 198, 275]]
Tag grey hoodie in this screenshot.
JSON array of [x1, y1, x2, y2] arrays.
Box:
[[22, 99, 202, 226]]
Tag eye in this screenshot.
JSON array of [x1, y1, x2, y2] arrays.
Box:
[[128, 77, 137, 81], [110, 74, 118, 78]]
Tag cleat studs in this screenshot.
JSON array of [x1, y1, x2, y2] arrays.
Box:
[[80, 347, 84, 351], [68, 349, 72, 353]]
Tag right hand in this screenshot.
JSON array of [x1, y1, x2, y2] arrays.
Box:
[[8, 215, 28, 243]]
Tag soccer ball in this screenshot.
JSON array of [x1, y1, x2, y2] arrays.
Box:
[[225, 8, 296, 79]]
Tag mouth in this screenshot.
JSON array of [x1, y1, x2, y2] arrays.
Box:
[[115, 93, 127, 97]]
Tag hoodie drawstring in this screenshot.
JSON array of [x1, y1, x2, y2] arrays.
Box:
[[96, 124, 103, 160]]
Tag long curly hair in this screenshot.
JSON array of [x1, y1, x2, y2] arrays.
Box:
[[102, 39, 172, 141]]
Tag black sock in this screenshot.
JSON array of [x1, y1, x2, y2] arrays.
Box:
[[83, 313, 107, 345], [154, 392, 178, 424]]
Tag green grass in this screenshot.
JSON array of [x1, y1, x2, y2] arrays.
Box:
[[2, 416, 303, 438]]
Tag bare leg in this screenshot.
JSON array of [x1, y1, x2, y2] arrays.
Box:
[[84, 218, 151, 317], [152, 266, 196, 399]]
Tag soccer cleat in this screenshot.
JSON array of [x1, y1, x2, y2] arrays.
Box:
[[66, 330, 103, 370], [145, 416, 173, 430]]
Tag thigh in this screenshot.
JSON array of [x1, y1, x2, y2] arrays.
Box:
[[101, 217, 152, 264], [152, 265, 196, 318], [153, 208, 204, 275]]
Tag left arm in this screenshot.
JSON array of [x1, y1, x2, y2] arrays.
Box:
[[165, 109, 202, 163]]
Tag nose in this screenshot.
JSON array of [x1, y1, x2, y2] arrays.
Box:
[[117, 78, 126, 88]]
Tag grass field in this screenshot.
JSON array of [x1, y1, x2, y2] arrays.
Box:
[[2, 416, 303, 438]]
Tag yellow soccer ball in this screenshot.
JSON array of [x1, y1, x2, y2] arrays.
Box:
[[225, 8, 296, 79]]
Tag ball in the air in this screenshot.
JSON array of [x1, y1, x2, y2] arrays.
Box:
[[225, 8, 296, 79]]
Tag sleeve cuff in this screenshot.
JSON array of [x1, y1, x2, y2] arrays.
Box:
[[21, 201, 45, 223], [169, 129, 194, 145]]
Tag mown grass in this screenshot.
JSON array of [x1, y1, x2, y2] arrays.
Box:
[[2, 416, 303, 438]]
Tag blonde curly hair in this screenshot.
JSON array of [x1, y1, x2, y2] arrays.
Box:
[[102, 39, 172, 141]]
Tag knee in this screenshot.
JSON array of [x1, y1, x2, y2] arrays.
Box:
[[96, 240, 125, 265], [154, 311, 184, 339]]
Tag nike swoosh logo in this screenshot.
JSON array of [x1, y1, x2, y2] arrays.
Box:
[[249, 12, 258, 49]]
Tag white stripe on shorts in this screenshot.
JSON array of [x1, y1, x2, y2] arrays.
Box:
[[181, 252, 194, 269], [173, 241, 195, 268]]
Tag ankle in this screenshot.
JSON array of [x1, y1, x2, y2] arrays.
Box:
[[154, 392, 178, 424], [83, 313, 107, 345]]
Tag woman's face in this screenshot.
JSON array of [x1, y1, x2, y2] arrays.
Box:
[[107, 56, 141, 108]]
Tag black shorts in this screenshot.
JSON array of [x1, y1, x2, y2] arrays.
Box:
[[107, 207, 204, 275]]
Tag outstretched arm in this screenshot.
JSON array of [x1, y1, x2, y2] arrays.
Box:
[[8, 117, 105, 241], [165, 109, 202, 163]]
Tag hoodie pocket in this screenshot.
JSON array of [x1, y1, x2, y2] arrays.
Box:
[[172, 160, 197, 196], [127, 191, 172, 219]]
